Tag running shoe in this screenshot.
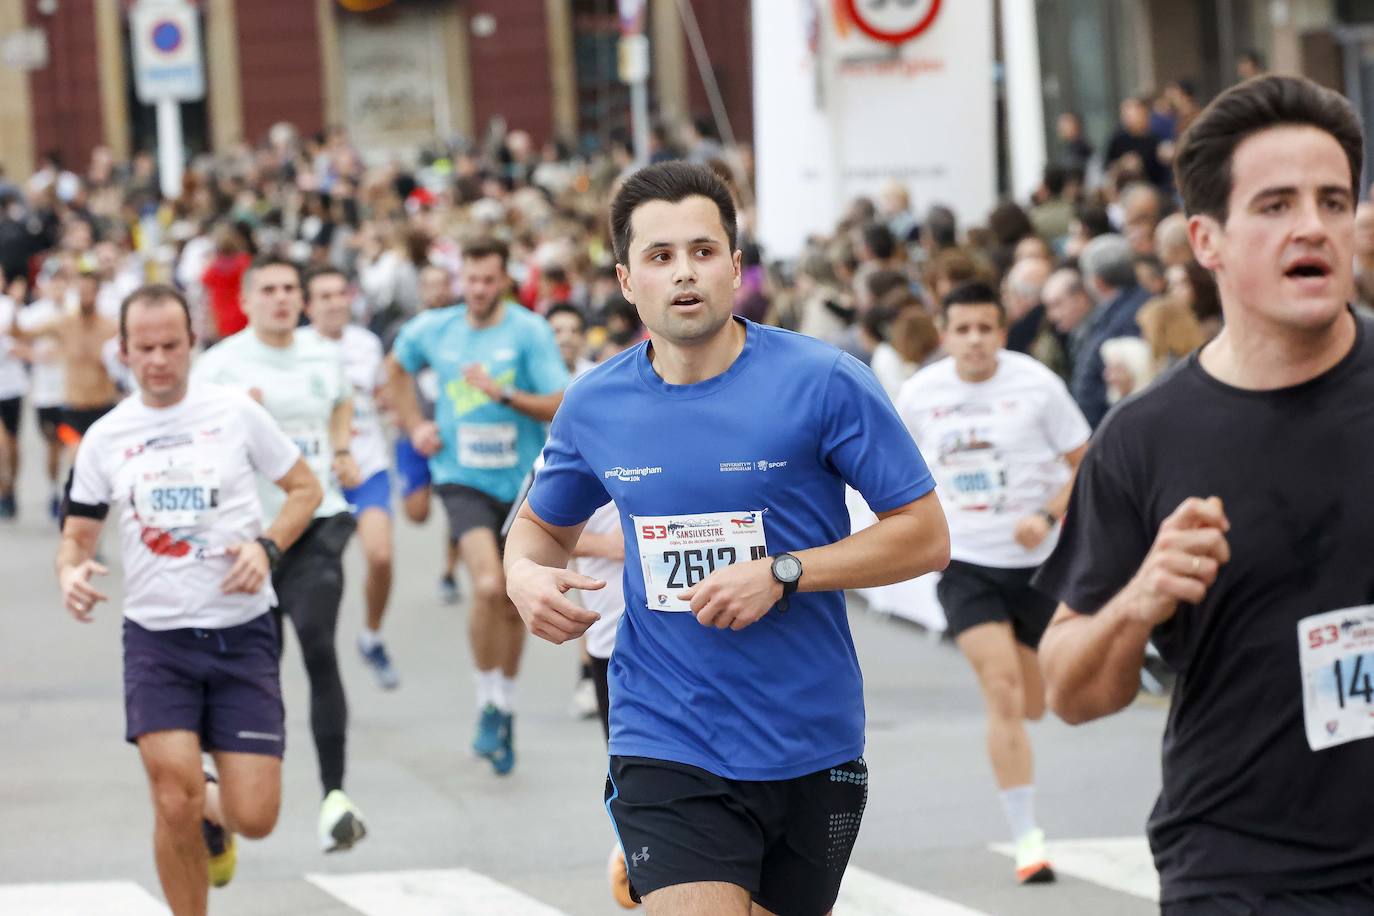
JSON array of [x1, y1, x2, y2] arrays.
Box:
[[569, 676, 598, 719], [472, 703, 503, 758], [438, 574, 461, 605], [489, 711, 515, 776], [608, 844, 638, 909], [1014, 828, 1056, 884], [204, 823, 236, 888], [0, 494, 15, 520], [48, 494, 61, 522], [318, 790, 368, 853], [202, 772, 235, 888], [357, 635, 400, 690]]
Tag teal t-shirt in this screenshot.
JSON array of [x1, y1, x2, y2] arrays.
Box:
[[392, 303, 569, 502]]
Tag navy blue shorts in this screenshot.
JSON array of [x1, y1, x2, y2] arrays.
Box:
[[394, 438, 431, 497], [343, 469, 391, 517], [122, 612, 285, 757]]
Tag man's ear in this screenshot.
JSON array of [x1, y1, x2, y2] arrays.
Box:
[[1187, 213, 1223, 271], [615, 263, 636, 305]]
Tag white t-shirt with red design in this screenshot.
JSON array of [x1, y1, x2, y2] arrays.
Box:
[[69, 383, 301, 630]]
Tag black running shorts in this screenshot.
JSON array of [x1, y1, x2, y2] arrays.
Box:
[[435, 483, 512, 544], [606, 755, 868, 915], [936, 559, 1057, 648], [1161, 878, 1374, 915], [0, 396, 19, 436]]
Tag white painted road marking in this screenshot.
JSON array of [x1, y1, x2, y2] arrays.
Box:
[[991, 835, 1159, 901], [0, 881, 169, 915], [306, 868, 570, 915], [837, 865, 992, 915]]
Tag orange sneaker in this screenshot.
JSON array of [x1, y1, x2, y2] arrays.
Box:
[[1014, 829, 1056, 884], [608, 845, 639, 908]]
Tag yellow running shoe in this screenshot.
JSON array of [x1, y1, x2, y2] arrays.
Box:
[[203, 820, 236, 888], [1014, 828, 1056, 884], [607, 845, 639, 909]]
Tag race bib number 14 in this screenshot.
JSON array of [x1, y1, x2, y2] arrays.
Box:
[[1299, 605, 1374, 751], [633, 510, 768, 613]]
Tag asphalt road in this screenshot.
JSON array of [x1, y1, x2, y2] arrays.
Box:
[[0, 426, 1169, 915]]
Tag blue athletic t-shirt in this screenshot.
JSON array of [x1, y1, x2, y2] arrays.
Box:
[[528, 320, 936, 780], [392, 303, 569, 503]]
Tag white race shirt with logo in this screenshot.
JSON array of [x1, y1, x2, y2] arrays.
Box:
[[577, 500, 626, 659], [300, 325, 389, 480], [193, 329, 351, 521], [897, 351, 1090, 568], [16, 299, 66, 408], [68, 384, 300, 630], [0, 296, 29, 400]]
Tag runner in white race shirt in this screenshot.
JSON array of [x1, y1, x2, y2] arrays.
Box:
[[897, 280, 1089, 886], [194, 255, 369, 854], [57, 284, 321, 914], [302, 266, 400, 690]]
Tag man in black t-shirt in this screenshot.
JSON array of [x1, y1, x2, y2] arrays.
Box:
[[1036, 75, 1374, 914]]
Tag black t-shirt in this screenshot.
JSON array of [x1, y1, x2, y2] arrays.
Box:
[[1035, 311, 1374, 902]]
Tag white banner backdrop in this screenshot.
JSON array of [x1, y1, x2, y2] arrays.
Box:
[[753, 0, 996, 259]]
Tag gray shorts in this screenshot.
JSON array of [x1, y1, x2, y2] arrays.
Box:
[[435, 483, 513, 545]]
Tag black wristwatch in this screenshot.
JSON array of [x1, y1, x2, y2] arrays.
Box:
[[498, 385, 515, 405], [256, 536, 282, 571], [770, 553, 803, 612], [1037, 509, 1058, 528]]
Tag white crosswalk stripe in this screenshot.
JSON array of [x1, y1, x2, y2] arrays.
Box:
[[0, 881, 169, 915], [990, 835, 1159, 901], [837, 866, 992, 915], [305, 868, 571, 915]]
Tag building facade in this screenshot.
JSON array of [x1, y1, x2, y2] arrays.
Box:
[[0, 0, 753, 177]]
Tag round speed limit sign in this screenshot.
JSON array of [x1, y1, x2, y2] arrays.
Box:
[[843, 0, 942, 45]]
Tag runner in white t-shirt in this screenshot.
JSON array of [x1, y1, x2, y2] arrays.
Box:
[[896, 281, 1090, 886], [0, 291, 28, 519], [17, 271, 71, 521], [569, 498, 634, 907], [302, 265, 400, 690], [58, 284, 322, 909], [194, 256, 369, 854]]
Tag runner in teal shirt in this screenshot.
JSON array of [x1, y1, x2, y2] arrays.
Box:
[[386, 239, 568, 776]]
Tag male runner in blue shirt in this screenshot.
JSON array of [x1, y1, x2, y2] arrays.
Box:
[[504, 162, 950, 916]]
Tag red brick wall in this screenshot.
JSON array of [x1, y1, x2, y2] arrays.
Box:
[[27, 0, 105, 170], [684, 0, 753, 148], [466, 0, 554, 144], [234, 0, 325, 142]]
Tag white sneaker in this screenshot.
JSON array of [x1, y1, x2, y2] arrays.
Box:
[[319, 790, 367, 853], [568, 677, 598, 720]]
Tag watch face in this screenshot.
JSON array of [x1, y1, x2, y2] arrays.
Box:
[[774, 555, 802, 582]]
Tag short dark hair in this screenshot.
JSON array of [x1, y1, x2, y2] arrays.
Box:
[[941, 281, 1006, 323], [864, 268, 909, 302], [462, 237, 509, 269], [609, 161, 738, 266], [302, 265, 348, 300], [861, 223, 897, 261], [545, 301, 586, 331], [1174, 75, 1363, 222], [925, 205, 958, 248], [244, 255, 302, 292], [119, 284, 193, 342], [1042, 164, 1067, 197]]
